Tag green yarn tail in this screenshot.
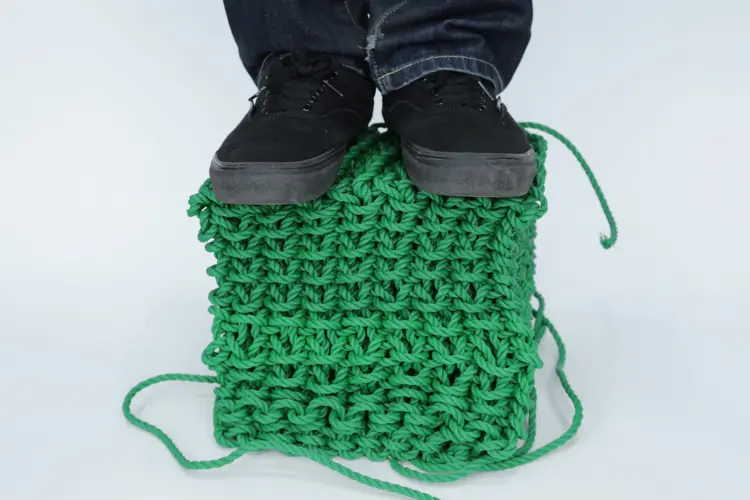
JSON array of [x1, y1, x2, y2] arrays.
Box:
[[520, 122, 617, 249], [122, 123, 617, 500]]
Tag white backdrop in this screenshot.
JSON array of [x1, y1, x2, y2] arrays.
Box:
[[1, 1, 749, 499]]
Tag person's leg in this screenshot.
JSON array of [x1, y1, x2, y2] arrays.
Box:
[[372, 0, 537, 198], [211, 1, 376, 205], [223, 0, 370, 81], [366, 0, 532, 96]]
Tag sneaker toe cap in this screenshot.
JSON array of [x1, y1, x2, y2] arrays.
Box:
[[216, 118, 347, 163]]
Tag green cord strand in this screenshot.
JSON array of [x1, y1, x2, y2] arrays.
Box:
[[122, 123, 616, 500], [123, 375, 440, 500], [520, 122, 618, 249]]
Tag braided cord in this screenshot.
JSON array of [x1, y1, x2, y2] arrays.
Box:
[[520, 122, 618, 248]]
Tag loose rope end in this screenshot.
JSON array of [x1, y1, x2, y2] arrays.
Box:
[[520, 121, 619, 250]]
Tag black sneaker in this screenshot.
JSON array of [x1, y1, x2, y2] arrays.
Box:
[[210, 51, 375, 205], [383, 71, 536, 198]]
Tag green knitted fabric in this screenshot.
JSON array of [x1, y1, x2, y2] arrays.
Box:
[[123, 123, 616, 500]]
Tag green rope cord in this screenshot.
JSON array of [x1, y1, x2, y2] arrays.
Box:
[[520, 122, 618, 249], [123, 375, 440, 500], [123, 124, 616, 500]]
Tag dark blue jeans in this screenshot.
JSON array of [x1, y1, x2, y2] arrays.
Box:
[[223, 0, 532, 96]]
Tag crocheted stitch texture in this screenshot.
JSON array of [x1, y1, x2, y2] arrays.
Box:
[[123, 124, 617, 500], [187, 128, 549, 471]]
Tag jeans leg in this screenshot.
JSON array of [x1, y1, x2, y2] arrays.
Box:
[[223, 0, 370, 83], [366, 0, 533, 95]]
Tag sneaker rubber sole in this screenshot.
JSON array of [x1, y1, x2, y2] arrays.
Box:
[[401, 140, 537, 198], [209, 145, 346, 205]]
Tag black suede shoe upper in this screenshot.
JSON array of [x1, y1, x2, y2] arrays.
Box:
[[383, 72, 531, 155], [216, 52, 375, 164]]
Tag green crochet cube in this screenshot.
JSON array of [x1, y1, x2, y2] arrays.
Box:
[[124, 123, 616, 499], [186, 128, 550, 472]]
